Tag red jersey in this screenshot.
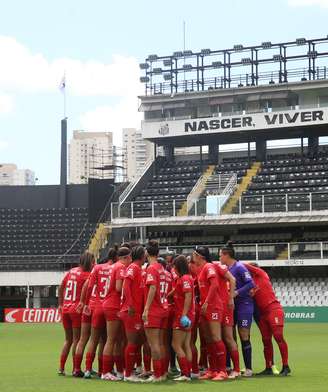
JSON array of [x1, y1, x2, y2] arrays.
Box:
[[173, 274, 195, 318], [144, 262, 168, 317], [103, 261, 126, 310], [171, 268, 179, 289], [197, 263, 222, 310], [121, 262, 144, 314], [244, 264, 280, 312], [62, 266, 90, 313], [213, 261, 230, 304], [165, 270, 173, 305], [87, 262, 113, 306]]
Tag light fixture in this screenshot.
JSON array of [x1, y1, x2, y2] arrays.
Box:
[[163, 59, 173, 66], [183, 64, 193, 70], [296, 38, 306, 45], [242, 57, 251, 65], [273, 54, 283, 61], [173, 51, 183, 57], [139, 63, 149, 70], [308, 50, 318, 58], [212, 61, 222, 68], [183, 50, 193, 56], [234, 44, 243, 51], [163, 74, 173, 81], [262, 41, 272, 49], [152, 68, 163, 74], [140, 76, 150, 83], [148, 54, 158, 61], [201, 48, 211, 55]]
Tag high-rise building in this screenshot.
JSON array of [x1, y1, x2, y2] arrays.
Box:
[[123, 128, 154, 182], [68, 130, 114, 184], [0, 164, 35, 185]]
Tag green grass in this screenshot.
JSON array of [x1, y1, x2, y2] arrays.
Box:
[[0, 323, 327, 392]]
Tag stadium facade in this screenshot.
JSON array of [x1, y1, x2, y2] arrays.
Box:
[[1, 36, 328, 321]]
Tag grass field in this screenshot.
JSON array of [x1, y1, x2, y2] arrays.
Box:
[[0, 323, 327, 392]]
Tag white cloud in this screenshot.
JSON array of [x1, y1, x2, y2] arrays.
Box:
[[0, 36, 142, 97], [0, 93, 13, 114], [288, 0, 328, 7], [79, 96, 143, 145], [0, 140, 9, 150]]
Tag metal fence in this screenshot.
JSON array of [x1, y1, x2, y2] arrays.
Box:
[[111, 191, 328, 220]]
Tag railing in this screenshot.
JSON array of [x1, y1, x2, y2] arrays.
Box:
[[111, 191, 328, 220], [159, 241, 328, 262], [119, 158, 154, 205]]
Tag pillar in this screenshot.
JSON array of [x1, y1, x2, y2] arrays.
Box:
[[308, 136, 319, 158], [32, 286, 41, 308], [256, 138, 267, 162], [208, 144, 218, 164]]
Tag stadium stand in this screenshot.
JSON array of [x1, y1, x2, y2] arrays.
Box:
[[0, 207, 95, 271]]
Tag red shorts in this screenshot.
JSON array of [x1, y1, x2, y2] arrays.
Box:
[[173, 314, 195, 331], [103, 307, 120, 322], [262, 304, 284, 327], [144, 314, 168, 329], [91, 306, 106, 329], [221, 304, 234, 327], [120, 311, 143, 332], [62, 312, 81, 329], [200, 308, 223, 323], [82, 312, 92, 324]]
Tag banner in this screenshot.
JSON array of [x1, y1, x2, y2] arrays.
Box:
[[142, 107, 328, 139], [283, 307, 328, 323], [4, 308, 61, 323]]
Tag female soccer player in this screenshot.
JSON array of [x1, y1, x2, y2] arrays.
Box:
[[120, 245, 146, 382], [220, 241, 255, 377], [58, 251, 94, 376], [102, 246, 132, 381], [76, 246, 118, 378], [171, 255, 195, 381], [212, 259, 240, 379], [244, 262, 291, 376], [193, 246, 228, 381], [142, 240, 169, 382]]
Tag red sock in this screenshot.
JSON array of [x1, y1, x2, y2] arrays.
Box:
[[85, 352, 95, 372], [60, 353, 68, 371], [274, 331, 289, 366], [113, 355, 124, 374], [162, 356, 169, 375], [191, 346, 199, 374], [230, 350, 240, 372], [263, 338, 274, 368], [102, 354, 114, 375], [153, 359, 162, 379], [135, 346, 142, 368], [125, 344, 137, 377], [98, 355, 103, 375], [74, 354, 83, 372], [143, 353, 151, 372], [207, 343, 217, 372], [177, 356, 190, 377], [214, 341, 226, 372]]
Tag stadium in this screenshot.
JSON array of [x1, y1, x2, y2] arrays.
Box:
[[1, 35, 328, 392]]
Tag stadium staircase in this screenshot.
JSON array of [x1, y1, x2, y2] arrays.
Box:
[[88, 223, 111, 260], [222, 161, 261, 214], [177, 164, 216, 216]]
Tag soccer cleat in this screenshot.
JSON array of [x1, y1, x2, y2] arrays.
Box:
[[256, 368, 273, 376], [102, 372, 120, 381], [271, 365, 280, 375], [124, 375, 142, 382], [72, 370, 84, 378], [174, 375, 191, 381], [199, 367, 207, 376], [280, 365, 291, 376], [212, 371, 228, 381], [190, 372, 200, 380], [168, 367, 180, 377], [199, 370, 217, 380], [57, 370, 65, 376], [116, 372, 124, 381], [138, 371, 153, 380], [134, 366, 143, 376], [90, 369, 99, 377], [242, 369, 253, 377], [228, 370, 241, 379], [83, 370, 92, 379], [141, 375, 162, 383]]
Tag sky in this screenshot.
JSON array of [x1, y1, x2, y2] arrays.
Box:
[[1, 0, 328, 184]]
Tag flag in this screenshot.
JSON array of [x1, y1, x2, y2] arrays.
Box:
[[59, 74, 66, 92]]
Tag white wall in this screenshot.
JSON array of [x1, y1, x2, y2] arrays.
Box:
[[0, 271, 65, 286]]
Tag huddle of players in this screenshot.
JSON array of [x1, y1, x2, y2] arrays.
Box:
[[58, 239, 291, 383]]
